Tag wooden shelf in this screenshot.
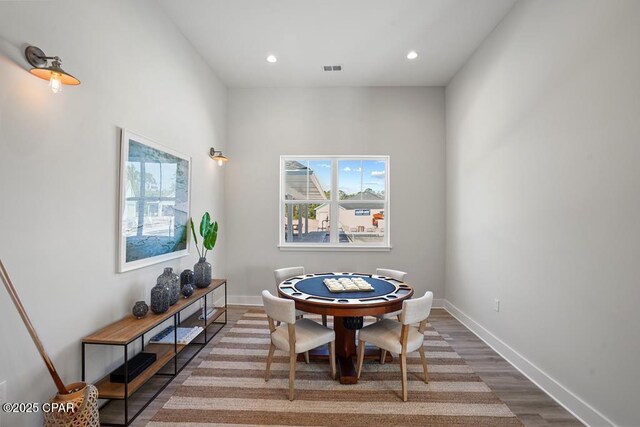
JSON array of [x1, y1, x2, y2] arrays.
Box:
[[83, 279, 226, 345], [94, 344, 185, 399], [180, 307, 226, 329], [82, 277, 227, 425]]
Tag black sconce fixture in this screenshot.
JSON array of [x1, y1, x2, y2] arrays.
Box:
[[25, 45, 80, 93], [210, 147, 228, 166]]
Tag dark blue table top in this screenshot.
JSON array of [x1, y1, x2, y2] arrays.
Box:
[[294, 274, 396, 299]]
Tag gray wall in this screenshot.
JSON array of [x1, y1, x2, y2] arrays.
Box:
[[0, 2, 226, 425], [445, 1, 640, 425], [3, 1, 637, 425], [226, 87, 445, 304]]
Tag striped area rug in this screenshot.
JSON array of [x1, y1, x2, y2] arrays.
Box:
[[148, 309, 522, 426]]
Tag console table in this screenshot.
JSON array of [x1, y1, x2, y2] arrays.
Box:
[[82, 279, 227, 426]]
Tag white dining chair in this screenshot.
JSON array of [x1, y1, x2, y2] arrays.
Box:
[[376, 268, 408, 281], [375, 268, 408, 321], [274, 267, 306, 319], [262, 290, 336, 401], [356, 291, 434, 401], [274, 266, 328, 327]]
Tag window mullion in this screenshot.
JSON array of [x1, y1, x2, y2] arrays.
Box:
[[385, 158, 390, 246], [279, 158, 285, 246], [330, 158, 339, 244]]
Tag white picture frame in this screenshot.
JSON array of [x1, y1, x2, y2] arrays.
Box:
[[118, 129, 191, 272]]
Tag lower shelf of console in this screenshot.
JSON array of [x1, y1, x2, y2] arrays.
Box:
[[95, 307, 226, 400], [95, 344, 183, 399]]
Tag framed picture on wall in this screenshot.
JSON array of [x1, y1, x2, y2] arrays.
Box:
[[118, 129, 191, 272]]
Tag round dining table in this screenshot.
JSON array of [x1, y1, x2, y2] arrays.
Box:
[[277, 272, 414, 384]]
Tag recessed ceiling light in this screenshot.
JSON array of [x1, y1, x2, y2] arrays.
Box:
[[266, 55, 277, 63], [407, 51, 418, 60]]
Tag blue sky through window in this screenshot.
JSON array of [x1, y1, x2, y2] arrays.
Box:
[[338, 160, 386, 196], [295, 159, 386, 197]]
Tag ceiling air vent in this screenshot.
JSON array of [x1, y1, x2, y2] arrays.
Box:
[[323, 65, 342, 71]]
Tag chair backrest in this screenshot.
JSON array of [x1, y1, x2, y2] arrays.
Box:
[[262, 290, 296, 324], [400, 291, 433, 325], [274, 266, 305, 287], [376, 268, 407, 281]]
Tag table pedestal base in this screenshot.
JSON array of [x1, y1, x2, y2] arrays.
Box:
[[292, 315, 398, 383], [298, 344, 392, 383], [337, 355, 357, 384]]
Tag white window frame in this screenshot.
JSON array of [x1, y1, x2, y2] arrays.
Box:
[[278, 155, 391, 251]]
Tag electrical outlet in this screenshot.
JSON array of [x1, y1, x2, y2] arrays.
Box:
[[0, 380, 6, 404], [494, 298, 500, 312]]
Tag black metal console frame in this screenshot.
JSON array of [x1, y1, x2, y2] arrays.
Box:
[[81, 280, 227, 426]]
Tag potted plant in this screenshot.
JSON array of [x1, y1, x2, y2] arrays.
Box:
[[190, 212, 218, 288]]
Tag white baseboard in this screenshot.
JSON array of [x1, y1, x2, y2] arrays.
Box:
[[432, 298, 446, 309], [443, 300, 614, 427], [227, 296, 448, 308], [227, 295, 263, 306]]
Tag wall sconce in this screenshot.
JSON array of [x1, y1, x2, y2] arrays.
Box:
[[25, 45, 80, 93], [209, 147, 228, 166]]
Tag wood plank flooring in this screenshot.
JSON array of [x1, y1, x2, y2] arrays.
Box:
[[101, 306, 582, 427], [427, 309, 583, 427]]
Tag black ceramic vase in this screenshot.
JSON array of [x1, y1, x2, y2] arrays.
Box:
[[194, 257, 211, 288], [150, 284, 169, 314], [158, 267, 180, 306], [181, 283, 195, 298], [132, 301, 149, 318], [180, 269, 194, 288]]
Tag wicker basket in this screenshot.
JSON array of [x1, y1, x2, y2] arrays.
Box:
[[43, 382, 99, 427]]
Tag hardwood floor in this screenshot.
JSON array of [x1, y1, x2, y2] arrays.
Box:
[[428, 309, 583, 427], [108, 306, 582, 427]]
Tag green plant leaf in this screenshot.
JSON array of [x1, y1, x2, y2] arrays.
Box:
[[200, 212, 211, 238], [204, 229, 217, 250], [190, 218, 198, 246]]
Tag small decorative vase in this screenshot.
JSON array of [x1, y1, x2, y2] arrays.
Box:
[[132, 301, 149, 319], [180, 269, 194, 289], [158, 267, 180, 306], [181, 283, 195, 298], [194, 257, 211, 288], [150, 283, 169, 314]]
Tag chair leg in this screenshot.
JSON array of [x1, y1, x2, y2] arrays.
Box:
[[289, 351, 296, 401], [419, 346, 429, 383], [379, 349, 387, 364], [265, 343, 276, 381], [329, 341, 336, 379], [356, 339, 366, 379], [400, 352, 408, 402], [322, 314, 327, 326], [304, 351, 310, 364]]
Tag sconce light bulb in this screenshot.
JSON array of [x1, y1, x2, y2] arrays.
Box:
[[49, 72, 62, 93], [407, 50, 418, 60], [217, 159, 223, 166]]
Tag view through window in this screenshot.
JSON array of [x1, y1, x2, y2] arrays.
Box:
[[280, 156, 389, 247]]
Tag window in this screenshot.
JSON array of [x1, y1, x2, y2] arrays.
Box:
[[279, 156, 390, 249]]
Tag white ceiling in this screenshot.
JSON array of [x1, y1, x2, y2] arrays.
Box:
[[160, 0, 517, 87]]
